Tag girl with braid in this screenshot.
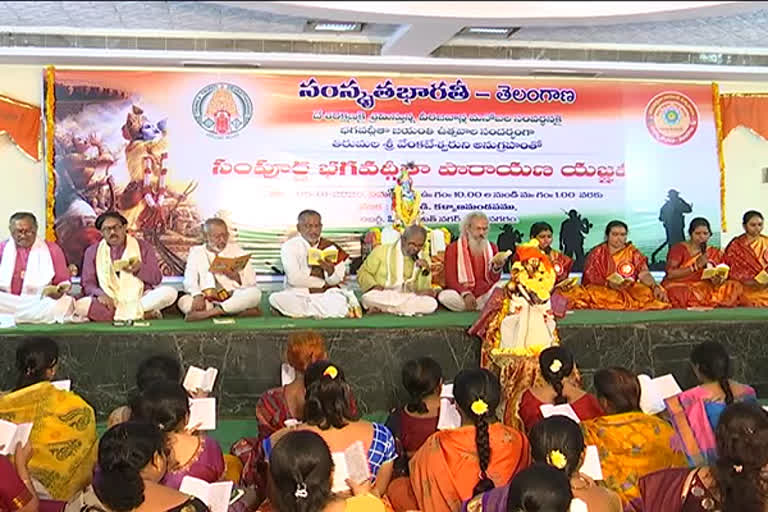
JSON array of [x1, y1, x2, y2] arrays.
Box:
[[388, 368, 530, 512], [666, 341, 756, 467], [517, 347, 603, 433]]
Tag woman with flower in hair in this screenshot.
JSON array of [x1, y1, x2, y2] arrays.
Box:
[[628, 402, 768, 512], [388, 368, 530, 512], [462, 416, 621, 511], [265, 361, 396, 499], [517, 347, 603, 433], [581, 367, 686, 505]]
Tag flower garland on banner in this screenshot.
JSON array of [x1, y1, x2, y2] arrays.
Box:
[[712, 82, 726, 233], [45, 65, 56, 242]]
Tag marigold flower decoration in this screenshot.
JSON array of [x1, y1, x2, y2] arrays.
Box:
[[547, 449, 568, 470], [323, 365, 338, 379], [471, 398, 489, 416], [510, 239, 556, 301], [549, 359, 563, 373]]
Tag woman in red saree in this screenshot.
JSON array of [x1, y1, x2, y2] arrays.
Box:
[[560, 220, 670, 310], [662, 217, 743, 309], [627, 402, 768, 512], [723, 210, 768, 307]]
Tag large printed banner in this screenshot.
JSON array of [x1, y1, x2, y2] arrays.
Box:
[[49, 70, 720, 276]]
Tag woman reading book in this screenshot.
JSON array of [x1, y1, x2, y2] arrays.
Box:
[[559, 220, 670, 311], [661, 217, 743, 309], [723, 210, 768, 307]]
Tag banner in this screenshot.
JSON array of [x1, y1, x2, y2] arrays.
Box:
[[48, 70, 720, 276]]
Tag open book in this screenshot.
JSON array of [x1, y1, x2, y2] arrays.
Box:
[[187, 398, 217, 431], [539, 403, 581, 424], [437, 383, 462, 430], [0, 420, 33, 455], [756, 270, 768, 285], [281, 363, 297, 386], [579, 445, 604, 481], [179, 476, 233, 512], [606, 272, 634, 286], [330, 441, 371, 494], [113, 256, 139, 272], [638, 373, 682, 415], [51, 379, 71, 391], [308, 246, 339, 266], [209, 254, 250, 274], [554, 276, 579, 290], [42, 282, 71, 297], [183, 366, 218, 394], [702, 264, 729, 280]]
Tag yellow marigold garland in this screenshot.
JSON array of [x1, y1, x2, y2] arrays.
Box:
[[712, 82, 726, 233], [44, 65, 56, 242]]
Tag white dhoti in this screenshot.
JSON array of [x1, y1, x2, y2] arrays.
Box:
[[499, 296, 557, 352], [0, 291, 76, 324], [269, 288, 349, 319], [178, 287, 262, 315], [361, 289, 438, 316], [438, 284, 500, 312], [74, 285, 178, 318]]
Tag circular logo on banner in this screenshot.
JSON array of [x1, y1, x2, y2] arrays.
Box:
[[192, 83, 253, 138], [645, 91, 699, 146], [618, 262, 635, 278]]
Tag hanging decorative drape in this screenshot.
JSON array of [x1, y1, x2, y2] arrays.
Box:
[[45, 65, 56, 242], [0, 94, 41, 161]]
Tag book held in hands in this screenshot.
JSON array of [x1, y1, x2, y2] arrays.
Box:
[[0, 420, 33, 455], [330, 440, 371, 494], [179, 476, 233, 512], [437, 383, 462, 430], [638, 373, 682, 415], [307, 246, 338, 266], [701, 264, 729, 280], [187, 398, 217, 431], [183, 366, 219, 394], [209, 254, 250, 274], [539, 403, 581, 424]]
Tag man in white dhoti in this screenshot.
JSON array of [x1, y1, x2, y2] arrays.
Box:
[[77, 211, 177, 322], [269, 210, 359, 319], [0, 212, 77, 324], [357, 225, 438, 316], [439, 211, 509, 312], [178, 218, 262, 321]]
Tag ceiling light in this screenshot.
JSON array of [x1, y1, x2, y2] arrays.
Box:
[[459, 27, 521, 38], [307, 21, 364, 33]]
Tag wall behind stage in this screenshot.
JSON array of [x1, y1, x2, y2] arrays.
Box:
[[0, 65, 45, 239], [717, 82, 768, 245]]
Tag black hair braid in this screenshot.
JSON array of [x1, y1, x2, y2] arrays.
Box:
[[552, 375, 567, 405], [406, 396, 429, 414], [472, 412, 495, 497], [720, 376, 735, 405]]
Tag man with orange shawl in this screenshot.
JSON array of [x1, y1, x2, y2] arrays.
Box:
[[662, 217, 743, 308], [560, 220, 670, 310], [723, 210, 768, 306], [468, 238, 562, 428]]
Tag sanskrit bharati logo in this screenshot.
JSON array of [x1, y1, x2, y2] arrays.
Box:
[[645, 91, 699, 146], [192, 83, 253, 138]]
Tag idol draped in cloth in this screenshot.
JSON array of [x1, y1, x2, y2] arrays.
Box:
[[468, 238, 561, 429], [560, 220, 670, 311], [723, 210, 768, 307], [662, 217, 743, 308]]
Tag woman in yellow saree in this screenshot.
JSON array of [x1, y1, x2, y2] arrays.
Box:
[[723, 210, 768, 307], [560, 221, 670, 310], [581, 367, 686, 505], [0, 338, 97, 501]]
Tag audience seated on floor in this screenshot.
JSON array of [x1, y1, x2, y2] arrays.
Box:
[[498, 464, 573, 512], [385, 357, 442, 477], [0, 337, 97, 501]]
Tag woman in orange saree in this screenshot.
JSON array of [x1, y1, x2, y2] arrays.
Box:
[[662, 217, 743, 309], [723, 210, 768, 307], [560, 220, 670, 310]]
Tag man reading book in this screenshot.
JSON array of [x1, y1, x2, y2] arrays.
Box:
[[0, 212, 77, 324], [269, 210, 358, 318], [178, 218, 262, 321]]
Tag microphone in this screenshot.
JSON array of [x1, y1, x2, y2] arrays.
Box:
[[411, 253, 430, 276]]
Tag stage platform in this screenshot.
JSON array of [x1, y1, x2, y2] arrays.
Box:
[[1, 308, 767, 421]]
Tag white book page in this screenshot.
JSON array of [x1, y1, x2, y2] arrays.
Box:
[[0, 420, 18, 455], [281, 363, 296, 386], [654, 374, 683, 401], [539, 403, 581, 424], [344, 441, 370, 485], [183, 366, 205, 393], [330, 452, 350, 494], [638, 374, 664, 415], [51, 379, 71, 391], [202, 368, 218, 393], [13, 423, 33, 451], [437, 383, 462, 430], [207, 481, 233, 512], [579, 445, 603, 481], [187, 398, 217, 431], [180, 476, 211, 504]]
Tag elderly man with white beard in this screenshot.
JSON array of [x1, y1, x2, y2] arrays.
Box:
[[438, 211, 510, 311]]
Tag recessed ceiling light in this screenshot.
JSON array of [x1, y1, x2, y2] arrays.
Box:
[[307, 21, 364, 32], [459, 27, 521, 38]]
